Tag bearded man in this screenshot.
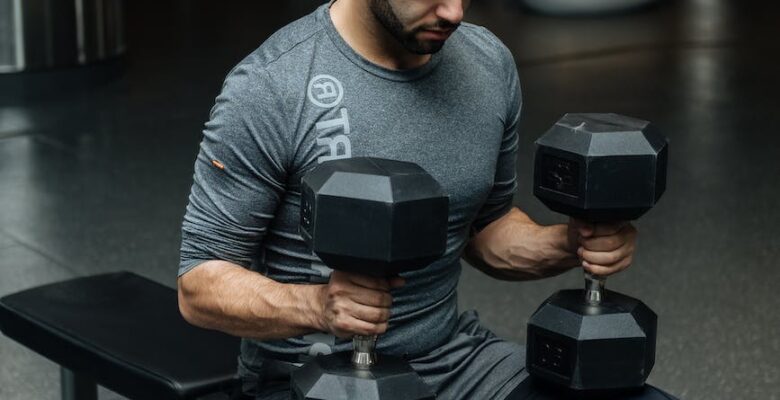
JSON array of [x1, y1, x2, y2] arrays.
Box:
[[177, 1, 640, 398]]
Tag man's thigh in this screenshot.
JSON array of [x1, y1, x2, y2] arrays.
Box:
[[409, 310, 528, 400], [249, 309, 679, 400]]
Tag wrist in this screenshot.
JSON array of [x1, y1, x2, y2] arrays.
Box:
[[258, 280, 327, 334], [545, 223, 581, 267], [564, 221, 580, 255], [298, 283, 327, 332]]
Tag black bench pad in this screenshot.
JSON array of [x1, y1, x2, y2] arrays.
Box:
[[0, 272, 240, 399]]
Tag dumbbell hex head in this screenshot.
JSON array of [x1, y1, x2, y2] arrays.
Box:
[[527, 289, 657, 391], [292, 352, 435, 400], [300, 157, 449, 278], [533, 113, 668, 222]]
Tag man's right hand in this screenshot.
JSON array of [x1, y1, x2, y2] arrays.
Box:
[[316, 270, 405, 338]]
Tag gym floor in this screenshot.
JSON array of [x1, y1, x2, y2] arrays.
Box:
[[1, 0, 778, 399]]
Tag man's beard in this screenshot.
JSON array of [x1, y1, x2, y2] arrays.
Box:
[[369, 0, 458, 55]]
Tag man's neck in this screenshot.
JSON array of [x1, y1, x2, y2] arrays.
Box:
[[329, 0, 431, 70]]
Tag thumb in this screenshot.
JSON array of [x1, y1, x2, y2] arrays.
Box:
[[570, 218, 594, 238], [579, 223, 594, 238]]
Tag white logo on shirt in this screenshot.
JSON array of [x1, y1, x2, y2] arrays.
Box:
[[315, 108, 352, 163], [307, 74, 344, 108]]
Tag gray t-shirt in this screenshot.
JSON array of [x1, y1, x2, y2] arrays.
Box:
[[179, 2, 521, 371]]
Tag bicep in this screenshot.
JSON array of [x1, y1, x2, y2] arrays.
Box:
[[471, 58, 522, 232], [179, 66, 289, 275]]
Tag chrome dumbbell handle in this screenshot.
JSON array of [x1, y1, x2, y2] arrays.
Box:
[[584, 272, 606, 305], [351, 335, 377, 369]]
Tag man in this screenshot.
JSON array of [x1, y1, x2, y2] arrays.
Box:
[[177, 0, 637, 399]]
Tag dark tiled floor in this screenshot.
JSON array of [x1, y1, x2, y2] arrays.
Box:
[[1, 0, 779, 399]]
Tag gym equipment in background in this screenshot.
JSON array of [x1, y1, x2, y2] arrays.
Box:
[[0, 0, 125, 73], [0, 272, 240, 400], [521, 0, 659, 16]]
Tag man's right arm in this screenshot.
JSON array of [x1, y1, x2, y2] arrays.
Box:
[[178, 64, 400, 341], [178, 261, 403, 340], [177, 63, 322, 341], [178, 260, 324, 340]]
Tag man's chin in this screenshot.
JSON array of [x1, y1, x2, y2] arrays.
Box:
[[404, 39, 446, 55]]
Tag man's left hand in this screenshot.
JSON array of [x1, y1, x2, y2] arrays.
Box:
[[568, 219, 638, 277]]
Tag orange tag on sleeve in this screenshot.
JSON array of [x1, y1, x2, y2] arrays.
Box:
[[211, 160, 225, 170]]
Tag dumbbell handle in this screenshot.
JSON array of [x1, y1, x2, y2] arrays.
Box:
[[581, 219, 628, 304], [584, 272, 606, 304], [351, 335, 377, 368]]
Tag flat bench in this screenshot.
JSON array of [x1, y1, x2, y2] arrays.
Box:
[[0, 272, 240, 399]]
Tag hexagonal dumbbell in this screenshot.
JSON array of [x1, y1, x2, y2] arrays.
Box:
[[527, 113, 668, 393], [293, 157, 448, 400], [533, 113, 667, 222], [300, 157, 448, 277]]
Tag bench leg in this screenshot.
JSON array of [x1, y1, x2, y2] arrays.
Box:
[[60, 367, 97, 400]]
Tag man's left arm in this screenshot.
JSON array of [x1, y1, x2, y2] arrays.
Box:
[[463, 41, 637, 281], [464, 208, 638, 281], [464, 208, 577, 281]]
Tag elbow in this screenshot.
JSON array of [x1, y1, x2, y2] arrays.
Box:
[[177, 275, 206, 328]]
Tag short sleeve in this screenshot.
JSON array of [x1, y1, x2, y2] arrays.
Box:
[[471, 46, 522, 233], [179, 64, 290, 276]]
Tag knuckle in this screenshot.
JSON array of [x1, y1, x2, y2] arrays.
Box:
[[369, 308, 382, 322], [335, 318, 351, 332], [329, 284, 344, 298], [608, 254, 621, 265], [367, 308, 386, 323]]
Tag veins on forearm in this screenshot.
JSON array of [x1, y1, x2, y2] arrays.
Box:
[[180, 261, 323, 340], [464, 209, 579, 281]]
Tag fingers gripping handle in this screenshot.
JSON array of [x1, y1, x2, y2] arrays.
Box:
[[351, 335, 378, 369], [585, 272, 606, 305]]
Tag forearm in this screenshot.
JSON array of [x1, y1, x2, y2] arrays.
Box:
[[177, 260, 324, 340], [464, 208, 580, 280]]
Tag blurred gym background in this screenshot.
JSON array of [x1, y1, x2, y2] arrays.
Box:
[[1, 0, 778, 398]]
